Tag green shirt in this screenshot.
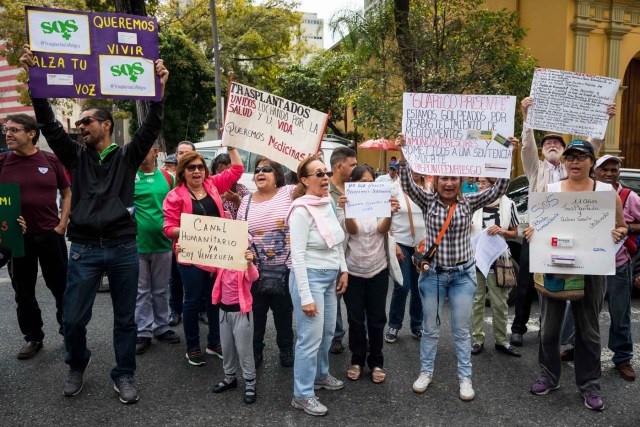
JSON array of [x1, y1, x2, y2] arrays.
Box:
[[98, 143, 119, 164], [134, 168, 174, 253]]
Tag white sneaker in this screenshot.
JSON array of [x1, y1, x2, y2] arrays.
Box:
[[459, 378, 475, 401], [412, 372, 432, 393]]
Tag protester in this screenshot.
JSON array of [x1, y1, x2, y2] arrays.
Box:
[[210, 245, 260, 404], [386, 170, 427, 343], [20, 46, 168, 404], [0, 114, 70, 360], [133, 143, 181, 355], [163, 154, 177, 174], [237, 157, 295, 368], [287, 155, 348, 416], [167, 141, 196, 327], [523, 140, 627, 412], [511, 97, 616, 347], [470, 177, 521, 358], [461, 177, 478, 193], [212, 152, 251, 219], [327, 146, 357, 354], [395, 133, 510, 402], [592, 155, 638, 381], [375, 162, 399, 182], [338, 165, 398, 383], [163, 150, 243, 366]]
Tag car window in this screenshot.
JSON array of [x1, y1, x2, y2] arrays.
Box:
[[619, 176, 640, 195]]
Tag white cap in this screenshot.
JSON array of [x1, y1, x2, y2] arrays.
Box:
[[595, 154, 621, 170]]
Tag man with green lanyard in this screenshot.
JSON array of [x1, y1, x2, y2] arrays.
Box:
[[134, 142, 181, 355]]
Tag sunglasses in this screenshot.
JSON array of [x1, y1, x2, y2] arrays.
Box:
[[2, 127, 26, 135], [186, 164, 206, 172], [75, 116, 105, 128], [564, 154, 590, 162], [254, 166, 275, 174], [304, 170, 333, 178]]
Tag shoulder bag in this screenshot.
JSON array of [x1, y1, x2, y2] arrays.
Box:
[[412, 201, 457, 272]]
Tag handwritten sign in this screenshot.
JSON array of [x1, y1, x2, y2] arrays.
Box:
[[0, 184, 24, 258], [222, 81, 328, 171], [178, 213, 248, 271], [25, 6, 161, 100], [525, 68, 620, 139], [344, 182, 392, 218], [528, 191, 615, 275], [401, 93, 516, 178]]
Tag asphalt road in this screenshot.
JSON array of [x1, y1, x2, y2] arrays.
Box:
[[1, 268, 639, 426]]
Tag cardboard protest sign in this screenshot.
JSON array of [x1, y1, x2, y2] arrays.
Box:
[[178, 213, 248, 271], [25, 6, 161, 100], [222, 81, 329, 171], [528, 191, 616, 275], [345, 182, 392, 218], [525, 68, 620, 139], [401, 93, 516, 178], [0, 184, 24, 258]]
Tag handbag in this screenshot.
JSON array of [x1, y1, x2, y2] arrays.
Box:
[[533, 273, 585, 301], [411, 200, 457, 272], [245, 194, 290, 296], [494, 253, 516, 288]]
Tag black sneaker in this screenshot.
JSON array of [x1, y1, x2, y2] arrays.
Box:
[[155, 330, 180, 344], [206, 343, 223, 359], [329, 339, 344, 354], [186, 349, 207, 366], [279, 349, 294, 367], [113, 375, 139, 404], [135, 337, 152, 355], [168, 312, 181, 327], [63, 369, 85, 397]]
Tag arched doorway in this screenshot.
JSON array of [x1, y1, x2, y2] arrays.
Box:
[[620, 56, 640, 168]]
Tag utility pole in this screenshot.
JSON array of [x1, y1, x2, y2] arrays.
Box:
[[209, 0, 224, 138]]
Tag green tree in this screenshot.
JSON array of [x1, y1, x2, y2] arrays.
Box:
[[119, 29, 216, 151]]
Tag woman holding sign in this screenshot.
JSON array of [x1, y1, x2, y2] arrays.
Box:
[[395, 133, 510, 402], [286, 155, 348, 417], [337, 165, 399, 383], [163, 150, 243, 367], [522, 140, 627, 412]]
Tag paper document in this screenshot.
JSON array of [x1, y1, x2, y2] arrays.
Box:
[[472, 230, 509, 277]]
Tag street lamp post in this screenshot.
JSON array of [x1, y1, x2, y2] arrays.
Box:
[[209, 0, 224, 138]]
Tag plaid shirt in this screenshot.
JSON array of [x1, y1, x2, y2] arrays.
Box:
[[399, 162, 509, 266]]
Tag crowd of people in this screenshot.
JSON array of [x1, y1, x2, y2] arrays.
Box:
[[1, 46, 637, 416]]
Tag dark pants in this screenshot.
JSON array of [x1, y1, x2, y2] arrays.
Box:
[[9, 230, 67, 342], [168, 253, 183, 315], [511, 240, 538, 335], [64, 239, 138, 380], [538, 275, 606, 396], [251, 285, 294, 356], [177, 264, 219, 351], [605, 262, 633, 365], [344, 269, 389, 369], [388, 243, 423, 333]]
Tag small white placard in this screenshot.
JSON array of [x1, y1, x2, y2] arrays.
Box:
[[345, 182, 392, 219], [46, 73, 74, 85], [117, 32, 138, 45]]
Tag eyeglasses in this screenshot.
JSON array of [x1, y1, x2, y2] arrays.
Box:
[[186, 164, 206, 172], [565, 154, 590, 162], [74, 116, 105, 128], [303, 170, 333, 178], [254, 166, 275, 174], [2, 127, 26, 135]]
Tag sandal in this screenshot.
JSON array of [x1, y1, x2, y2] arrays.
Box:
[[347, 365, 362, 381], [371, 367, 386, 384]]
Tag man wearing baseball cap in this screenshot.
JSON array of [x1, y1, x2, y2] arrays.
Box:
[[592, 154, 639, 381], [375, 162, 399, 182]]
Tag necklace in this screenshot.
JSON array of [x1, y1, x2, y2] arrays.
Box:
[[188, 186, 206, 198]]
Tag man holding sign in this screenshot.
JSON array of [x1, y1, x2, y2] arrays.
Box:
[[20, 46, 168, 404]]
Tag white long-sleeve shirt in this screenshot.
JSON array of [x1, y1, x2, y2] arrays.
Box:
[[289, 203, 347, 306]]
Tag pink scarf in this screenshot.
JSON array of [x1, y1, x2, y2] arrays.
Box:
[[286, 195, 337, 248]]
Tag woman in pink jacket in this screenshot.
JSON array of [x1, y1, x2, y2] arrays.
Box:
[[163, 149, 243, 366]]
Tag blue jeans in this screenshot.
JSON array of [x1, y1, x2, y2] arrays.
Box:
[[606, 262, 633, 365], [290, 268, 338, 398], [177, 264, 219, 351], [418, 261, 477, 379], [388, 243, 423, 332], [63, 239, 138, 380]]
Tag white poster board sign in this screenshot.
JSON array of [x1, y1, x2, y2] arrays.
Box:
[[344, 182, 392, 218], [528, 191, 616, 275], [222, 81, 329, 171], [401, 93, 516, 178], [178, 213, 248, 271], [525, 68, 620, 139]]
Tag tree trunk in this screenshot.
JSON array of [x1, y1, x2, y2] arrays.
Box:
[[394, 0, 420, 92]]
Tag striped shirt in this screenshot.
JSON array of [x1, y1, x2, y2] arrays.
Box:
[[237, 185, 296, 267], [399, 162, 509, 266]]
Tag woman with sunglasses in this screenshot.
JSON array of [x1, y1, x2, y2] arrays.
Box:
[[236, 157, 296, 368], [286, 155, 348, 417], [163, 149, 243, 366]]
